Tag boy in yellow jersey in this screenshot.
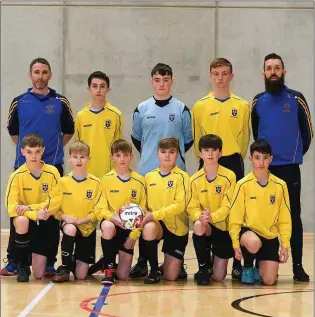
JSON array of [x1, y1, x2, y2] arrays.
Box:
[[75, 71, 123, 179], [187, 134, 236, 285], [5, 133, 60, 282], [229, 140, 291, 285], [97, 139, 146, 285], [140, 138, 190, 284], [192, 58, 250, 279], [28, 141, 103, 283]]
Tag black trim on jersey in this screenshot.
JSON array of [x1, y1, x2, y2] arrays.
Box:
[[270, 179, 291, 212], [218, 173, 232, 187], [104, 172, 115, 178], [187, 172, 206, 205], [130, 176, 146, 189], [7, 94, 26, 136], [230, 178, 254, 209], [173, 171, 187, 207], [154, 96, 172, 107], [6, 170, 27, 209], [131, 135, 141, 153], [251, 92, 265, 141], [43, 170, 58, 185], [60, 98, 74, 135], [178, 148, 186, 164], [184, 140, 194, 153], [88, 176, 101, 184]]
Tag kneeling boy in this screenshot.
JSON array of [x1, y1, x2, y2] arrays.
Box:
[[141, 137, 190, 284], [5, 133, 60, 282], [98, 139, 146, 285], [187, 134, 236, 285], [229, 140, 291, 285]]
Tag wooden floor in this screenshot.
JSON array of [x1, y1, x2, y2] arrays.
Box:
[[1, 232, 313, 317]]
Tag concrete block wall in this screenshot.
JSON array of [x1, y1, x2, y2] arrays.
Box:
[[1, 1, 313, 231]]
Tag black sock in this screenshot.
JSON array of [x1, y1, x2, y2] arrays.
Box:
[[241, 246, 255, 268], [233, 258, 242, 268], [144, 240, 158, 273], [193, 234, 210, 271], [101, 237, 117, 268], [61, 233, 75, 268], [206, 237, 212, 268], [138, 234, 147, 265], [15, 232, 30, 265]]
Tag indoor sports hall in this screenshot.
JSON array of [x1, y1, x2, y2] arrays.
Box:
[[1, 1, 314, 317]]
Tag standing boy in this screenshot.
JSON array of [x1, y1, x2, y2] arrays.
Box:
[[97, 139, 146, 285], [141, 138, 190, 284], [229, 140, 292, 285], [5, 133, 60, 282], [75, 71, 123, 179], [192, 58, 250, 279], [187, 134, 236, 285]]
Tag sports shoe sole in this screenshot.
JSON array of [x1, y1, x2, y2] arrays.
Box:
[[1, 269, 17, 276]]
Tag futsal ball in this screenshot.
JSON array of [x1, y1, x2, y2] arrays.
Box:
[[119, 203, 144, 230]]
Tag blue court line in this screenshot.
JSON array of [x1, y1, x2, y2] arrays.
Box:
[[89, 284, 112, 317]]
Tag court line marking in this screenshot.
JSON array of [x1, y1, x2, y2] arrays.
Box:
[[231, 290, 313, 317], [80, 287, 313, 316], [89, 285, 113, 317], [18, 281, 55, 317]]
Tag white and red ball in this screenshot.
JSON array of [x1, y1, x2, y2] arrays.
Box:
[[119, 203, 144, 230]]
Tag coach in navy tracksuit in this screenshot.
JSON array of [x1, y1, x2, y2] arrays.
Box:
[[252, 53, 313, 282], [2, 58, 74, 277]]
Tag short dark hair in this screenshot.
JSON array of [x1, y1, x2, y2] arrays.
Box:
[[151, 63, 173, 78], [250, 139, 272, 156], [199, 134, 222, 152], [158, 137, 179, 152], [263, 53, 285, 70], [210, 58, 233, 73], [29, 58, 51, 72], [88, 71, 110, 88], [21, 133, 44, 149], [111, 139, 132, 155]]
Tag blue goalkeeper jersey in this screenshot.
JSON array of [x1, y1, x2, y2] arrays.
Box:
[[132, 97, 193, 176]]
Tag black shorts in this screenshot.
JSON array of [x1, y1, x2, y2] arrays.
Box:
[[240, 228, 280, 262], [30, 216, 60, 258], [158, 221, 188, 260], [61, 224, 96, 264], [99, 219, 134, 255], [207, 224, 234, 259]]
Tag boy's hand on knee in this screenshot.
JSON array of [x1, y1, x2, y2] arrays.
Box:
[[140, 213, 153, 227], [124, 237, 136, 250], [36, 208, 50, 221], [279, 247, 289, 263], [16, 205, 30, 215], [111, 212, 125, 229], [234, 247, 243, 260], [200, 209, 210, 225], [64, 215, 75, 224]]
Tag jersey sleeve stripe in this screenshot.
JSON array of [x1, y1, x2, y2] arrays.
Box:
[[6, 171, 27, 210], [270, 180, 291, 212], [7, 101, 18, 125], [60, 98, 73, 117], [298, 98, 314, 137], [230, 178, 253, 209]]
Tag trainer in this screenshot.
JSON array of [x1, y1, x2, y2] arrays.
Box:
[[252, 53, 313, 282], [2, 57, 74, 277]]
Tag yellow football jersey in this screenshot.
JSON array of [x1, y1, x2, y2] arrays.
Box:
[[192, 92, 250, 158], [6, 163, 60, 220], [187, 165, 236, 231], [229, 172, 292, 249], [29, 172, 102, 237], [75, 101, 123, 179], [145, 166, 190, 236], [99, 169, 146, 241]]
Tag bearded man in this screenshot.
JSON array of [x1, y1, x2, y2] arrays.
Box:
[[1, 57, 74, 277], [251, 53, 313, 282]]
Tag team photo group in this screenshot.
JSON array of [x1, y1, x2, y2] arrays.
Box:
[[2, 53, 313, 288]]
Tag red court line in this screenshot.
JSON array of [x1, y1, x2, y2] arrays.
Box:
[[80, 286, 313, 316]]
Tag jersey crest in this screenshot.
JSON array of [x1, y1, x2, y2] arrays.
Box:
[[105, 120, 111, 129], [270, 195, 276, 204], [42, 183, 48, 193], [169, 113, 175, 121], [86, 190, 93, 199], [46, 104, 55, 115], [167, 180, 174, 188], [231, 108, 238, 118], [131, 189, 137, 199], [215, 185, 222, 194]]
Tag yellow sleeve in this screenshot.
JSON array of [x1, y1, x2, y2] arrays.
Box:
[[152, 176, 186, 221], [5, 174, 23, 218], [89, 184, 104, 222], [74, 114, 81, 141], [118, 113, 124, 139], [187, 180, 202, 222], [211, 172, 236, 224], [278, 183, 292, 249], [129, 228, 142, 240], [228, 183, 246, 248], [98, 179, 114, 221], [192, 105, 202, 159], [238, 102, 251, 159]]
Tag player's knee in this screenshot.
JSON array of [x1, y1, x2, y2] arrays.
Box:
[[14, 216, 29, 233], [262, 275, 276, 286], [142, 221, 158, 240], [244, 238, 261, 254], [212, 271, 227, 282], [63, 224, 77, 236], [193, 220, 206, 235], [164, 271, 178, 281], [75, 271, 87, 280], [33, 271, 44, 279], [116, 272, 129, 281], [101, 220, 115, 239]]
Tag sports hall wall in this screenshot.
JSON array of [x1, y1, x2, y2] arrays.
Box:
[[1, 1, 314, 231]]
